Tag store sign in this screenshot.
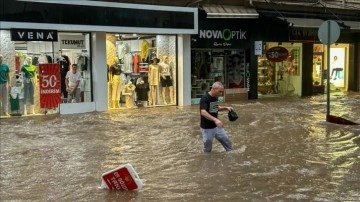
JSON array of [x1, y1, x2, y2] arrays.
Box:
[[59, 35, 86, 49], [39, 64, 61, 108], [266, 47, 289, 62], [289, 28, 318, 42], [195, 27, 248, 48], [10, 29, 58, 41]]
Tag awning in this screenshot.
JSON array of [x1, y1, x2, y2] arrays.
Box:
[[341, 21, 360, 30], [279, 17, 360, 30], [203, 4, 259, 19], [278, 17, 324, 28]]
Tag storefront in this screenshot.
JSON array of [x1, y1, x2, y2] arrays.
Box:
[[191, 12, 290, 103], [105, 34, 178, 109], [287, 26, 360, 96], [256, 42, 303, 97], [0, 0, 197, 116]]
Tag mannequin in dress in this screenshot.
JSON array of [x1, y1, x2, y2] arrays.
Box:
[[109, 57, 123, 108], [159, 55, 174, 104], [122, 80, 136, 108], [21, 56, 37, 115], [148, 57, 160, 106]]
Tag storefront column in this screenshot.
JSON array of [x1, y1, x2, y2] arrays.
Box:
[[177, 34, 191, 106], [92, 32, 108, 111]]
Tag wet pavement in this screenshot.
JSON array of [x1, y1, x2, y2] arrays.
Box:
[[0, 92, 359, 201]]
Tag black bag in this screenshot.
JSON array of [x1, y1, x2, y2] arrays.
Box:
[[228, 109, 238, 122]]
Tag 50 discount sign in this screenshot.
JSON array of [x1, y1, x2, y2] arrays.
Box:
[[265, 46, 289, 62], [39, 63, 61, 108]]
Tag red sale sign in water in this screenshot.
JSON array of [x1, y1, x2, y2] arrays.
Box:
[[101, 163, 143, 191], [39, 63, 61, 108], [266, 46, 289, 62]]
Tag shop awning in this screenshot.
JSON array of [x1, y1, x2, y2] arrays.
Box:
[[279, 17, 360, 30], [278, 17, 324, 28], [203, 4, 259, 19], [341, 21, 360, 30]]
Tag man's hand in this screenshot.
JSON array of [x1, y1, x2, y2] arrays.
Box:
[[226, 107, 233, 111], [214, 118, 224, 128]]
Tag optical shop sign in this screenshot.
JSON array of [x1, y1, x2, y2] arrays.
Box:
[[59, 35, 86, 49], [39, 64, 61, 108]]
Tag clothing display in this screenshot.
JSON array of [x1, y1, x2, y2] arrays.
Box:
[[108, 35, 177, 108], [123, 82, 136, 108], [77, 55, 88, 71], [135, 82, 150, 101], [148, 63, 160, 86], [140, 40, 150, 61], [58, 55, 71, 98], [117, 42, 130, 62], [21, 62, 36, 105], [10, 87, 22, 111], [123, 53, 133, 73]]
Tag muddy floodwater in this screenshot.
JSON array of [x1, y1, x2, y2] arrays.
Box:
[[1, 92, 359, 201]]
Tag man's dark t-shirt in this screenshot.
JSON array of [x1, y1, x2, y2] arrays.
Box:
[[200, 92, 219, 129]]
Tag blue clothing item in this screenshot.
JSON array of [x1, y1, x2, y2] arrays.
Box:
[[0, 63, 10, 84], [23, 78, 35, 105], [200, 127, 233, 152]]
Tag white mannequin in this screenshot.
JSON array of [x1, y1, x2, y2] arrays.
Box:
[[21, 57, 36, 115], [159, 55, 174, 104]]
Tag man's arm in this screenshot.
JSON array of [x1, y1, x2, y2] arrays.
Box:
[[200, 109, 223, 128], [65, 74, 69, 90], [218, 106, 233, 111]]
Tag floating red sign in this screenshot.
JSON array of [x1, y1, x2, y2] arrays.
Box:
[[265, 46, 289, 62], [101, 164, 143, 191]]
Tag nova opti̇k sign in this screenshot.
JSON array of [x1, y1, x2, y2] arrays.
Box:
[[265, 46, 289, 62]]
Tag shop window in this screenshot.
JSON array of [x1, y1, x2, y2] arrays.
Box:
[[107, 34, 177, 108], [0, 30, 92, 116], [190, 49, 247, 104], [258, 42, 302, 96]]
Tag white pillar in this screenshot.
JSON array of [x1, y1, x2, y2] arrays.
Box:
[[177, 34, 192, 106], [91, 32, 108, 111]]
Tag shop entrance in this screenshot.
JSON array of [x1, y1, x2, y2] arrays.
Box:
[[257, 42, 302, 97], [191, 49, 247, 104], [313, 43, 349, 93], [105, 34, 177, 109], [312, 52, 325, 94]]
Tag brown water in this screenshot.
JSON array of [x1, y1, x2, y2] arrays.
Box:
[[1, 93, 359, 201]]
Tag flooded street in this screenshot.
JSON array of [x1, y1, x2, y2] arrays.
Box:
[[1, 93, 359, 201]]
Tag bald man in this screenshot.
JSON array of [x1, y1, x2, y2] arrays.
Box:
[[199, 81, 233, 152]]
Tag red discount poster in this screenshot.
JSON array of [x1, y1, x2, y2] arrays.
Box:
[[39, 63, 61, 108]]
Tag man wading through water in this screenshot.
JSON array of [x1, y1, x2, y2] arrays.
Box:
[[199, 81, 233, 152]]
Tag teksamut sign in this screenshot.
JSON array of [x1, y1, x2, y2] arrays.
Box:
[[10, 29, 58, 41], [59, 34, 86, 49]]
